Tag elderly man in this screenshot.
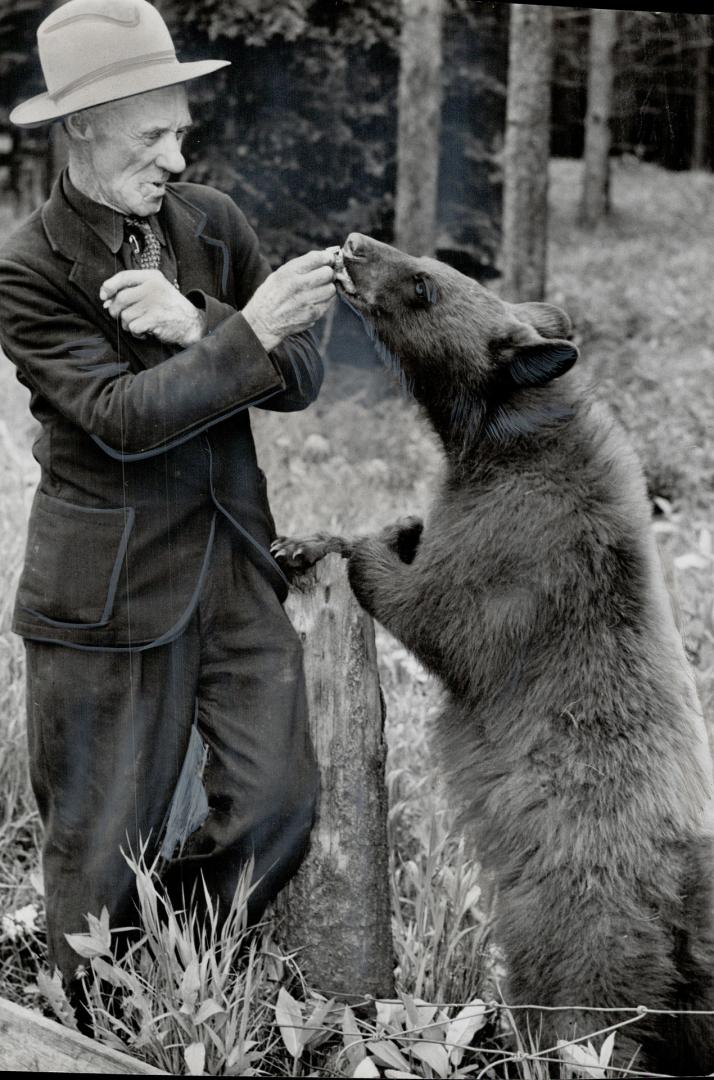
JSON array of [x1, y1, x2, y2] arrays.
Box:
[[0, 0, 333, 995]]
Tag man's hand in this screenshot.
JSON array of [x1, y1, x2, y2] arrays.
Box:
[[242, 249, 337, 353], [99, 270, 206, 347]]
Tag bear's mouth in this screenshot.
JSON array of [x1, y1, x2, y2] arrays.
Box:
[[335, 253, 374, 316], [333, 247, 358, 296]]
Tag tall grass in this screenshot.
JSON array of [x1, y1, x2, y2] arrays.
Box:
[[0, 158, 712, 1076], [64, 852, 285, 1076]]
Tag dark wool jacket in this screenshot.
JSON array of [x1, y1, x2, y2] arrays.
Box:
[[0, 175, 323, 649]]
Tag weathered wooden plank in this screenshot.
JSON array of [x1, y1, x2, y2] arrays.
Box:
[[277, 553, 395, 1000], [0, 995, 165, 1074]]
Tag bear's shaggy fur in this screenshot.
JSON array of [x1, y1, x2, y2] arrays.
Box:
[[277, 233, 714, 1072]]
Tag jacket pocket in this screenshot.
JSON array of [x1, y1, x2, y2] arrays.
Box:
[[17, 490, 135, 628]]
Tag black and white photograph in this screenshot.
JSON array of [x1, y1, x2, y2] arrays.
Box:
[[0, 1, 712, 1075]]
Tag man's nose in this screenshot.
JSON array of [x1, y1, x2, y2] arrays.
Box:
[[155, 134, 185, 174]]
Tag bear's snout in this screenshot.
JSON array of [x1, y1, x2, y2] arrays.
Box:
[[341, 233, 415, 307], [343, 233, 375, 260], [340, 234, 390, 307]]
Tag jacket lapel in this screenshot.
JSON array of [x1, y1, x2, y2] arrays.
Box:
[[41, 177, 226, 371], [162, 187, 229, 300]]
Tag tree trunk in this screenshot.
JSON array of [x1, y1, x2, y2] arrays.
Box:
[[276, 554, 394, 1000], [579, 8, 618, 227], [501, 4, 554, 302], [692, 19, 711, 170], [394, 0, 443, 257]]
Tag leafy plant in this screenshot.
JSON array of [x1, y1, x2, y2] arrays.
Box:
[[38, 850, 283, 1075]]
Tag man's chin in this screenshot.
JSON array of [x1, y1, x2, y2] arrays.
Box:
[[131, 188, 166, 215]]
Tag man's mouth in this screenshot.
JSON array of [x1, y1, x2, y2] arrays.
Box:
[[143, 179, 167, 196]]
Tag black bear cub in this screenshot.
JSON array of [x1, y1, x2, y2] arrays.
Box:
[[275, 233, 714, 1073]]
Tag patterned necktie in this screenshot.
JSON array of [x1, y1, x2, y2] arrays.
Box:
[[125, 216, 162, 270]]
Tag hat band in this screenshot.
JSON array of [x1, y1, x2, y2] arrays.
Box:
[[49, 48, 177, 103]]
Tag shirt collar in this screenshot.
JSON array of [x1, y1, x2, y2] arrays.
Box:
[[62, 170, 167, 253]]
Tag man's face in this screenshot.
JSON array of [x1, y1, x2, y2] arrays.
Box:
[[83, 84, 192, 216]]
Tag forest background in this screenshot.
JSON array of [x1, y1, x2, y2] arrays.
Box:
[[0, 2, 713, 1077]]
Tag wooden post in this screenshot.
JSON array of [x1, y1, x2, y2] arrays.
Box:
[[277, 554, 395, 1000], [0, 996, 166, 1073]]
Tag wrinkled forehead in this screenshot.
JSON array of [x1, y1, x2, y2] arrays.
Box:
[[90, 83, 192, 132]]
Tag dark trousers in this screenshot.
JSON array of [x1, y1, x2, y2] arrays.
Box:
[[25, 520, 317, 981]]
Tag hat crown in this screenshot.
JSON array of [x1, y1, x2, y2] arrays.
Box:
[[38, 0, 176, 101], [10, 0, 228, 127]]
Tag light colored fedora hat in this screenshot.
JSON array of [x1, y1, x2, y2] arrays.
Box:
[[10, 0, 229, 127]]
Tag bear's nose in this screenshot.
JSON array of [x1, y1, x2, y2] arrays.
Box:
[[343, 232, 371, 259]]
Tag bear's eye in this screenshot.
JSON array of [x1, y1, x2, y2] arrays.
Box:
[[413, 275, 438, 306]]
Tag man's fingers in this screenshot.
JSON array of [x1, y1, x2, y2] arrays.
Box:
[[119, 303, 148, 330], [100, 269, 162, 301], [312, 284, 337, 305], [305, 265, 337, 288], [312, 295, 337, 322], [287, 272, 336, 300], [103, 284, 147, 314], [288, 248, 337, 274], [243, 250, 339, 344], [126, 316, 151, 337], [278, 284, 335, 326]]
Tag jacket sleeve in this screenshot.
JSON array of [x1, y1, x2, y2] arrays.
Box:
[[189, 288, 324, 414], [0, 256, 288, 462], [187, 193, 325, 413]]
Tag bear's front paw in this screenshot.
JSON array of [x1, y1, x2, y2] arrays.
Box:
[[378, 515, 424, 564], [270, 534, 352, 577]]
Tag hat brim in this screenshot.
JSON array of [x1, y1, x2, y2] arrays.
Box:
[[10, 58, 230, 127]]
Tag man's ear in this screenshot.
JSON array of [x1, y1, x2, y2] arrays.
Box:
[[499, 319, 578, 388], [64, 111, 93, 141]]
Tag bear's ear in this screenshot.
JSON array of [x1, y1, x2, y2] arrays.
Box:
[[498, 318, 578, 388], [507, 301, 573, 341], [509, 339, 578, 388]]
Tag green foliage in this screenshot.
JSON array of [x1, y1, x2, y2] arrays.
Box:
[[0, 0, 46, 120], [30, 849, 632, 1077], [156, 0, 400, 262], [2, 1, 506, 270], [156, 0, 504, 269], [40, 849, 283, 1075], [552, 8, 714, 168], [160, 0, 400, 48], [0, 364, 43, 1005], [384, 672, 490, 1007], [547, 157, 714, 514]]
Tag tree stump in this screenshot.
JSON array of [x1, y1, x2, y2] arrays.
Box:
[[276, 554, 395, 1000]]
